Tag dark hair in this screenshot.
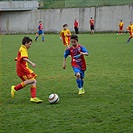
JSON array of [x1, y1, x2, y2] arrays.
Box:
[[70, 35, 78, 42], [63, 24, 68, 27], [22, 37, 32, 45], [39, 21, 42, 23]]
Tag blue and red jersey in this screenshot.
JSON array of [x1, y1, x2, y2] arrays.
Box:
[[64, 44, 88, 70], [38, 23, 43, 30]]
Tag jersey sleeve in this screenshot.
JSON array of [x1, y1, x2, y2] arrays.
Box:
[[20, 48, 28, 59], [59, 30, 62, 36], [81, 46, 89, 53], [64, 48, 70, 58]]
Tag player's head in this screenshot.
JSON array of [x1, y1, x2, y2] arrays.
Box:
[[90, 17, 92, 19], [63, 24, 68, 29], [39, 21, 42, 23], [70, 35, 78, 47], [22, 36, 32, 49]]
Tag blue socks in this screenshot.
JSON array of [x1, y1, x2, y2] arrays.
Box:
[[42, 36, 44, 41], [81, 79, 84, 87], [76, 79, 82, 89]]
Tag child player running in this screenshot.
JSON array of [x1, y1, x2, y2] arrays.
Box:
[[35, 21, 45, 42], [63, 35, 89, 94], [59, 24, 71, 48], [11, 36, 43, 103], [127, 21, 133, 43]]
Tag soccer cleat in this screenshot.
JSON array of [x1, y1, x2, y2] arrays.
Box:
[[30, 97, 43, 103], [78, 88, 85, 95], [11, 86, 16, 98], [82, 89, 85, 94]]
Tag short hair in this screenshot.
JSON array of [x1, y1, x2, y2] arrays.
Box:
[[70, 35, 78, 42], [22, 37, 32, 45], [63, 24, 68, 27], [39, 21, 42, 23]]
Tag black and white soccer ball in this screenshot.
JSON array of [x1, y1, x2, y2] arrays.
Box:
[[48, 93, 59, 104]]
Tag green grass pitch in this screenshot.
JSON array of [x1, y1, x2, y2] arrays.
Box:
[[0, 33, 132, 132]]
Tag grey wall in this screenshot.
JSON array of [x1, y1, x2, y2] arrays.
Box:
[[0, 5, 132, 34]]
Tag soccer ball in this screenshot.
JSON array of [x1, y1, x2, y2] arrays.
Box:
[[48, 93, 59, 104]]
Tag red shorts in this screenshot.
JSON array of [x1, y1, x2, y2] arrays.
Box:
[[19, 73, 37, 81], [119, 26, 123, 30]]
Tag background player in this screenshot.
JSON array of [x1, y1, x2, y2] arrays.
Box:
[[11, 36, 43, 103], [63, 35, 89, 95], [89, 17, 94, 35], [74, 19, 79, 35], [118, 20, 124, 34], [59, 24, 71, 48], [127, 21, 133, 43], [35, 21, 45, 42]]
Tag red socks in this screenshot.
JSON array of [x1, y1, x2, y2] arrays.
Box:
[[14, 82, 25, 91]]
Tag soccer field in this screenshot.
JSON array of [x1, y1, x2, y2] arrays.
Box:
[[0, 33, 132, 132]]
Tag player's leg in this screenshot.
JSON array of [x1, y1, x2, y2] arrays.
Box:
[[11, 75, 42, 103], [90, 26, 92, 35], [35, 31, 40, 41], [11, 78, 35, 98], [92, 26, 94, 35], [81, 70, 85, 93], [29, 78, 43, 103], [127, 32, 133, 43], [74, 27, 76, 34], [73, 67, 84, 94], [65, 38, 70, 48], [41, 30, 45, 41], [75, 27, 78, 35]]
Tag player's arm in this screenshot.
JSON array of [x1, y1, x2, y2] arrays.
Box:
[[59, 31, 62, 40], [23, 58, 36, 68], [63, 58, 66, 69], [63, 49, 70, 69], [67, 30, 71, 37], [80, 46, 89, 56]]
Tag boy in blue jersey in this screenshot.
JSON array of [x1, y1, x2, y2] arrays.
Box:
[[35, 21, 45, 42], [63, 35, 89, 94]]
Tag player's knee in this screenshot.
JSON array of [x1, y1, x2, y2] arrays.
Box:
[[76, 73, 80, 79], [29, 79, 36, 84]]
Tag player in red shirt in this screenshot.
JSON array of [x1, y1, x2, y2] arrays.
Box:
[[63, 35, 89, 95], [74, 19, 79, 35], [11, 37, 43, 103], [89, 17, 94, 35]]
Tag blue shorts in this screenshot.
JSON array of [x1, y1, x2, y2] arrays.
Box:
[[38, 30, 44, 35], [72, 67, 85, 79]]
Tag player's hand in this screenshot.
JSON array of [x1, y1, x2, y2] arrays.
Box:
[[14, 57, 17, 61], [63, 64, 66, 69], [74, 54, 81, 59], [80, 52, 84, 55], [31, 63, 36, 68], [66, 34, 70, 37], [60, 37, 62, 40]]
